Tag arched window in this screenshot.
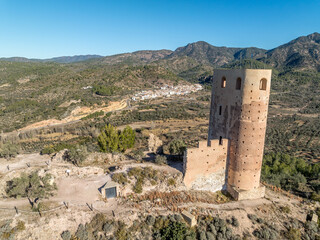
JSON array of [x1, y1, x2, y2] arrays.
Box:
[[221, 77, 226, 88], [260, 78, 267, 90], [236, 77, 241, 90]]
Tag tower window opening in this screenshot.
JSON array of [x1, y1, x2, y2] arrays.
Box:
[[219, 136, 223, 145], [236, 77, 241, 90], [219, 106, 222, 115], [260, 78, 267, 90], [221, 77, 226, 88]]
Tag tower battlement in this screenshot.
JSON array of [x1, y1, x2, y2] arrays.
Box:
[[183, 139, 228, 191], [183, 69, 272, 200]]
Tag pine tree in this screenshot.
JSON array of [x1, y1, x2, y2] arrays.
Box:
[[98, 124, 135, 153], [98, 124, 119, 153]]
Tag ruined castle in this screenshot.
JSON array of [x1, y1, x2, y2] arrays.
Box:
[[183, 69, 272, 200]]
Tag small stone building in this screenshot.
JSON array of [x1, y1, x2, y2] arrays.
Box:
[[182, 210, 197, 227], [99, 181, 119, 199]]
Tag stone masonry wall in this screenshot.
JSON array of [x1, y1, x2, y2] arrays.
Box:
[[183, 139, 228, 191]]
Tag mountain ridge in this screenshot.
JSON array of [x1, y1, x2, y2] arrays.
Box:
[[1, 32, 319, 70]]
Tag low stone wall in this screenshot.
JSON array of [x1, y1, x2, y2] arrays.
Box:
[[227, 184, 265, 200], [183, 139, 228, 192]]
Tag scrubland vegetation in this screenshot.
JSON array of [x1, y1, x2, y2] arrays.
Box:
[[61, 211, 320, 240], [262, 153, 320, 200], [5, 171, 57, 209]]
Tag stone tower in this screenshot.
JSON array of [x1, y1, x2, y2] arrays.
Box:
[[183, 69, 271, 200]]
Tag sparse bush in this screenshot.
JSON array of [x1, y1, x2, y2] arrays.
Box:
[[133, 178, 144, 194], [115, 222, 129, 240], [15, 221, 25, 231], [32, 202, 48, 212], [252, 225, 279, 240], [75, 224, 88, 240], [6, 171, 57, 206], [103, 222, 114, 233], [0, 143, 20, 159], [128, 167, 143, 178], [155, 155, 167, 165], [231, 216, 239, 227], [129, 149, 144, 161], [146, 215, 156, 226], [61, 230, 71, 240], [0, 219, 26, 240], [81, 110, 104, 120], [111, 172, 128, 185], [247, 214, 258, 224], [63, 145, 88, 166], [40, 142, 74, 155], [159, 220, 193, 240], [168, 178, 176, 186], [286, 228, 301, 240], [168, 139, 187, 156], [280, 205, 291, 214]]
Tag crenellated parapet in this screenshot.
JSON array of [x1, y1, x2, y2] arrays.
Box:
[[183, 139, 228, 191]]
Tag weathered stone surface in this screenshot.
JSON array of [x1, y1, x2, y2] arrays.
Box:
[[182, 210, 197, 227], [148, 133, 162, 153]]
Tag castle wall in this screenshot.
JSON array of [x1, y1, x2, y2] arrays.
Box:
[[183, 139, 228, 191]]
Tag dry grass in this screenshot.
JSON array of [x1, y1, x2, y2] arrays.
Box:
[[124, 190, 232, 211]]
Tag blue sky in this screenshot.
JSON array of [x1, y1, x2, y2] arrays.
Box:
[[0, 0, 319, 58]]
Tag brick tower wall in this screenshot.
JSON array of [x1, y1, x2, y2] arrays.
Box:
[[208, 69, 271, 191]]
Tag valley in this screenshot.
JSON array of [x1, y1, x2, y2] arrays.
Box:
[[0, 32, 319, 239]]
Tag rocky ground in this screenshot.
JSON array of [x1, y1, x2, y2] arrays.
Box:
[[0, 152, 319, 239]]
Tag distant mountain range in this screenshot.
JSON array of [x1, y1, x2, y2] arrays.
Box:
[[1, 32, 319, 71], [0, 55, 103, 63]]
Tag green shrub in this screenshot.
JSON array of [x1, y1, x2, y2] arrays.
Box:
[[6, 171, 57, 205], [81, 110, 104, 120], [159, 220, 193, 240], [115, 222, 129, 240], [61, 230, 71, 240], [75, 224, 88, 240], [0, 143, 20, 159], [262, 153, 320, 197], [286, 228, 301, 240], [168, 139, 186, 155], [63, 145, 88, 166], [133, 178, 144, 194], [93, 85, 121, 96], [168, 178, 176, 186], [155, 155, 167, 165], [280, 205, 291, 214], [15, 221, 25, 231], [311, 192, 320, 202], [32, 202, 48, 212], [231, 216, 239, 227], [40, 142, 74, 155], [112, 173, 128, 185], [128, 167, 143, 178]]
